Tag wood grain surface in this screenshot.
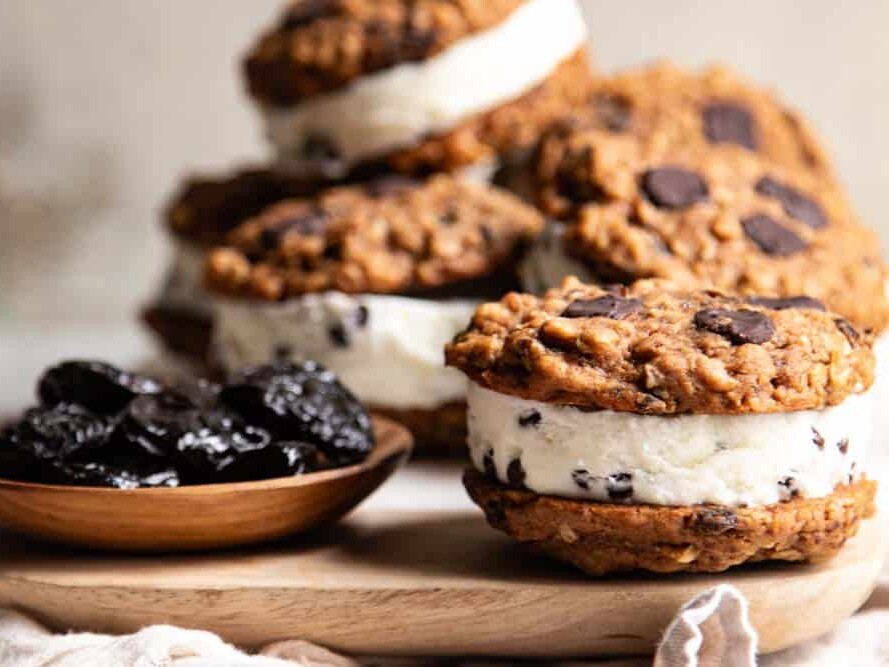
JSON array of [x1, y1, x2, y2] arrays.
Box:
[[0, 508, 882, 657], [0, 416, 412, 551]]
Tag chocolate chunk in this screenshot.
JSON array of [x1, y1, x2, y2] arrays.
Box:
[[755, 176, 827, 229], [483, 450, 497, 481], [301, 132, 342, 162], [689, 507, 738, 535], [282, 0, 337, 29], [518, 410, 542, 428], [747, 295, 825, 311], [507, 459, 526, 489], [641, 167, 709, 209], [562, 295, 643, 320], [592, 93, 631, 132], [837, 438, 849, 455], [702, 102, 757, 149], [365, 175, 418, 198], [812, 427, 825, 450], [778, 476, 800, 501], [260, 209, 328, 249], [355, 305, 369, 328], [606, 473, 633, 501], [694, 308, 775, 345], [834, 318, 860, 344], [328, 322, 349, 348], [741, 214, 808, 256]]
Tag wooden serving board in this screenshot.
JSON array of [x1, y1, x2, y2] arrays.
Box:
[[0, 510, 884, 658]]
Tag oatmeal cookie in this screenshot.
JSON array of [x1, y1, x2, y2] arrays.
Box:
[[446, 277, 875, 415], [464, 468, 877, 575]]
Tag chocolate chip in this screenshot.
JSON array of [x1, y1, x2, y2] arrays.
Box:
[[282, 0, 337, 29], [365, 175, 418, 198], [562, 295, 643, 320], [838, 438, 849, 455], [834, 318, 860, 344], [518, 410, 542, 428], [592, 93, 631, 132], [747, 295, 825, 311], [606, 473, 633, 501], [355, 305, 369, 328], [328, 322, 349, 348], [273, 344, 293, 360], [694, 308, 775, 345], [688, 507, 738, 535], [812, 427, 825, 450], [778, 476, 800, 501], [301, 132, 342, 162], [641, 168, 709, 209], [260, 209, 328, 249], [702, 102, 757, 149], [755, 176, 827, 229], [483, 450, 497, 481], [571, 469, 592, 491], [507, 459, 526, 489], [741, 214, 808, 256]]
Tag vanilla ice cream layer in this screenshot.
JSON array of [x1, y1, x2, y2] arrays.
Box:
[[467, 383, 871, 507], [263, 0, 587, 174], [519, 221, 596, 294], [214, 293, 476, 410], [156, 240, 211, 316]]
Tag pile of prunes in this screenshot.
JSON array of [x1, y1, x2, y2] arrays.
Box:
[[0, 359, 374, 488]]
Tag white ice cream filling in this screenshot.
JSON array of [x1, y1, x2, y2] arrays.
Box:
[[156, 240, 211, 316], [467, 383, 871, 507], [262, 0, 587, 175], [214, 293, 476, 410]]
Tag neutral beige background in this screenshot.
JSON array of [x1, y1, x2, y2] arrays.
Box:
[[1, 0, 887, 328]]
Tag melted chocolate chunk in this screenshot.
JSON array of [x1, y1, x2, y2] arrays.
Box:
[[747, 295, 825, 311], [702, 102, 757, 149], [260, 209, 328, 249], [518, 410, 542, 428], [834, 318, 860, 344], [812, 427, 825, 450], [562, 295, 643, 320], [755, 176, 828, 229], [641, 167, 709, 209], [688, 507, 738, 535], [507, 458, 526, 489], [837, 438, 849, 455], [741, 214, 808, 256], [571, 469, 593, 491], [694, 308, 775, 345]]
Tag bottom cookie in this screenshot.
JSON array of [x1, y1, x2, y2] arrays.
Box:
[[141, 304, 213, 371], [464, 469, 877, 575], [372, 402, 467, 458]]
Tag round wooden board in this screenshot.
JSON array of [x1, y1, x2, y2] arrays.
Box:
[[0, 510, 883, 658]]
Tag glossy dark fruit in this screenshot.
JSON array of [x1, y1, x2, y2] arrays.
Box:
[[47, 462, 180, 489], [38, 360, 163, 415], [172, 378, 222, 411], [174, 422, 274, 484], [220, 360, 374, 465], [0, 403, 112, 471], [109, 391, 201, 460]]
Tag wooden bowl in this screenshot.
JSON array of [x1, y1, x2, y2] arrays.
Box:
[[0, 416, 412, 552]]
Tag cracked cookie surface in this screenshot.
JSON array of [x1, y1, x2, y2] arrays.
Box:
[[446, 277, 875, 415]]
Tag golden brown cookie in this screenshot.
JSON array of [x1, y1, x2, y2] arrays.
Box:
[[534, 61, 833, 217], [446, 277, 875, 415], [464, 468, 877, 575], [205, 174, 544, 300]]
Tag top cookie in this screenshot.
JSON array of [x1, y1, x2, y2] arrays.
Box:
[[534, 62, 833, 218], [446, 277, 874, 415], [546, 135, 889, 333], [205, 174, 544, 300], [166, 167, 330, 247], [245, 0, 525, 106]]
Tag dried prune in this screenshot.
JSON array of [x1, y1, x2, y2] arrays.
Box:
[[174, 421, 273, 484], [0, 403, 111, 466], [38, 361, 162, 414], [107, 391, 201, 460], [48, 462, 180, 489], [220, 360, 373, 465]]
